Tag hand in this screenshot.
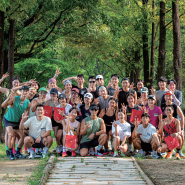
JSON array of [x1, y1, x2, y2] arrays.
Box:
[[29, 78, 37, 84], [58, 110, 64, 116], [55, 67, 62, 76], [94, 98, 100, 104], [85, 121, 91, 129], [67, 113, 71, 121], [77, 97, 82, 105], [115, 89, 121, 95], [143, 107, 149, 113], [129, 82, 135, 89], [22, 111, 29, 121], [157, 145, 162, 153], [134, 118, 140, 127], [37, 97, 44, 104], [107, 81, 112, 89], [112, 121, 117, 128], [45, 86, 50, 91], [121, 103, 127, 113], [87, 87, 92, 93], [171, 133, 178, 137], [56, 120, 61, 123], [181, 130, 184, 136], [2, 73, 9, 79], [150, 86, 156, 95], [88, 133, 95, 139], [35, 136, 41, 143]]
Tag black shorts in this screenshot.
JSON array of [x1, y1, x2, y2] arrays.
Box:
[[58, 123, 63, 130], [32, 137, 45, 148], [51, 117, 59, 127], [106, 125, 112, 133], [3, 117, 20, 130], [80, 136, 99, 150], [140, 139, 152, 152]]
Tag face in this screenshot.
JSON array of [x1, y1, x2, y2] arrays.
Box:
[[158, 81, 166, 89], [122, 80, 129, 88], [21, 89, 29, 97], [48, 82, 56, 89], [84, 97, 92, 104], [99, 89, 107, 97], [164, 95, 173, 103], [77, 77, 85, 85], [12, 79, 20, 87], [165, 107, 174, 116], [39, 91, 47, 99], [65, 83, 72, 91], [70, 109, 78, 119], [36, 107, 44, 117], [148, 98, 155, 105], [168, 82, 176, 91], [90, 108, 98, 116], [137, 82, 144, 91], [71, 91, 78, 98], [31, 82, 39, 90], [96, 78, 104, 86], [111, 76, 119, 85], [118, 112, 125, 120], [89, 79, 96, 88], [59, 97, 66, 104], [28, 89, 36, 97], [108, 99, 116, 108], [141, 116, 150, 125], [50, 93, 58, 100], [127, 96, 134, 104], [141, 92, 148, 99]]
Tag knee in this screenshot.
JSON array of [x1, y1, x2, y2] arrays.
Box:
[[80, 149, 88, 157], [24, 136, 32, 144], [7, 132, 14, 139], [102, 133, 108, 140], [114, 136, 120, 142], [47, 136, 53, 144]]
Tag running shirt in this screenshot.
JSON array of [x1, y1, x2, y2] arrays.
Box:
[[4, 96, 30, 122], [99, 95, 112, 110], [56, 103, 72, 116], [161, 102, 177, 119], [112, 120, 131, 140], [63, 119, 79, 136], [137, 123, 156, 143], [24, 116, 52, 139], [80, 116, 102, 143], [163, 119, 177, 137], [80, 104, 91, 119]]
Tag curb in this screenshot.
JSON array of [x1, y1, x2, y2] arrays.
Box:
[[131, 157, 154, 185], [40, 155, 55, 185]]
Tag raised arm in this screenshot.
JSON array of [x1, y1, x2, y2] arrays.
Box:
[[1, 94, 15, 108], [62, 76, 78, 84]]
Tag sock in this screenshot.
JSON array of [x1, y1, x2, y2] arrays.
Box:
[[29, 147, 34, 153], [152, 150, 156, 155], [36, 148, 39, 153], [114, 151, 118, 155], [44, 147, 49, 153], [63, 146, 66, 152], [16, 147, 21, 154], [13, 147, 15, 154], [6, 146, 8, 150], [40, 148, 43, 153], [15, 144, 17, 150], [96, 145, 102, 152], [9, 149, 13, 156], [176, 149, 180, 153], [121, 151, 125, 155], [24, 145, 27, 151]]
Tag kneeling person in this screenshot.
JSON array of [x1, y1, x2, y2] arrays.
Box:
[[80, 104, 107, 157], [20, 104, 53, 159]]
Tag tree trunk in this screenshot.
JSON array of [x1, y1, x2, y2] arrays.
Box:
[[0, 11, 5, 143], [142, 0, 150, 88], [7, 19, 15, 89], [150, 0, 155, 88], [158, 1, 166, 79], [172, 0, 182, 91]]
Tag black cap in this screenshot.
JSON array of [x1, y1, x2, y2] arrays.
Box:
[[22, 85, 29, 90], [50, 88, 58, 95], [58, 94, 66, 99], [90, 103, 99, 110]]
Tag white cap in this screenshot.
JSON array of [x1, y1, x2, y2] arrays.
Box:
[[84, 93, 93, 99], [96, 75, 104, 80]]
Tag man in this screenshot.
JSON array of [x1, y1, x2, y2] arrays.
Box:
[[2, 86, 31, 160], [107, 74, 120, 96], [80, 104, 107, 157], [132, 113, 162, 158], [20, 104, 53, 159], [96, 75, 104, 91], [27, 87, 37, 102], [87, 76, 99, 99], [115, 77, 137, 109]]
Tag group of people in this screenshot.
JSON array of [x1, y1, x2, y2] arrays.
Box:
[[1, 69, 184, 160]]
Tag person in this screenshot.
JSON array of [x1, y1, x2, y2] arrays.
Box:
[[80, 104, 107, 157], [2, 86, 31, 160], [115, 77, 137, 109], [20, 104, 53, 159], [69, 88, 81, 108], [87, 76, 99, 99], [27, 87, 37, 102], [132, 113, 162, 158], [136, 79, 144, 99], [112, 110, 131, 157], [61, 80, 72, 103], [138, 87, 148, 107], [55, 94, 72, 153], [107, 74, 120, 96], [62, 107, 80, 157], [158, 105, 182, 159], [98, 97, 117, 154], [96, 75, 104, 91]]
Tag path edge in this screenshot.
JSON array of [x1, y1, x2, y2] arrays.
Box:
[[131, 157, 154, 185], [40, 154, 55, 185]]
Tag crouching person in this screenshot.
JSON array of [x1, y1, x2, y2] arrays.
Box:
[[133, 113, 162, 159], [80, 104, 107, 157], [20, 104, 53, 159], [112, 110, 131, 157]]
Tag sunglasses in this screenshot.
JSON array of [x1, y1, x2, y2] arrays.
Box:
[[91, 108, 98, 111], [89, 81, 96, 83], [166, 109, 172, 112], [71, 92, 77, 95], [96, 78, 102, 80], [40, 91, 47, 95]]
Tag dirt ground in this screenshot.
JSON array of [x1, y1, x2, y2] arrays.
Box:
[[0, 159, 39, 185], [138, 158, 185, 185]]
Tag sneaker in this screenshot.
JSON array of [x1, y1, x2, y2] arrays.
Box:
[[62, 152, 68, 157], [35, 151, 42, 158], [75, 146, 80, 155], [120, 152, 126, 157], [53, 146, 58, 152], [145, 152, 152, 159], [42, 152, 48, 159], [24, 150, 28, 155], [179, 150, 184, 158], [72, 151, 76, 157], [172, 150, 176, 156], [57, 146, 63, 154], [29, 152, 36, 159], [161, 152, 167, 158], [175, 153, 181, 160], [14, 153, 26, 159], [152, 153, 160, 159], [9, 154, 15, 160], [103, 149, 109, 155], [165, 151, 173, 159], [95, 151, 104, 157], [89, 147, 95, 156], [6, 150, 10, 157], [113, 152, 118, 157]]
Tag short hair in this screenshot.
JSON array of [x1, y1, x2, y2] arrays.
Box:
[[126, 93, 134, 98], [36, 104, 44, 110], [88, 76, 96, 81], [141, 113, 150, 118], [111, 74, 119, 79], [122, 77, 129, 82], [166, 105, 174, 110], [108, 97, 117, 103], [77, 74, 84, 78], [69, 107, 79, 116], [158, 76, 167, 83], [118, 109, 125, 114], [12, 75, 21, 82], [137, 79, 144, 85], [167, 79, 176, 85]]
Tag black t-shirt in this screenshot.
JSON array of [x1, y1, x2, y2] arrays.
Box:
[[118, 88, 136, 109], [80, 104, 91, 120], [161, 102, 177, 119], [137, 92, 141, 99], [90, 88, 99, 99]]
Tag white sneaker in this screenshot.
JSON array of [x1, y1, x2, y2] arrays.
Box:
[[179, 150, 184, 157], [42, 151, 49, 159], [53, 146, 58, 152], [172, 149, 176, 156], [29, 151, 35, 159], [89, 147, 95, 156], [113, 152, 118, 157]]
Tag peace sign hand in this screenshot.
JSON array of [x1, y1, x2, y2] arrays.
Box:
[[107, 81, 112, 89], [112, 121, 117, 128], [55, 67, 62, 76], [134, 118, 140, 127], [130, 82, 135, 89], [144, 107, 149, 113], [22, 111, 29, 121], [115, 89, 121, 95], [121, 103, 127, 113], [85, 121, 91, 129], [2, 73, 9, 79], [150, 86, 156, 95]]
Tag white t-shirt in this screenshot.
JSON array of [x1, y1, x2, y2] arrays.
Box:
[[112, 121, 131, 141], [137, 123, 156, 143], [63, 119, 80, 136], [24, 116, 53, 139], [56, 103, 72, 116]]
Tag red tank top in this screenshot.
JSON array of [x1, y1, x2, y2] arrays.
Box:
[[163, 118, 177, 137]]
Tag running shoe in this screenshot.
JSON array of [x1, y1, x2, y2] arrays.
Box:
[[57, 146, 63, 154], [53, 146, 58, 152], [152, 153, 160, 159], [172, 149, 176, 156], [35, 151, 42, 158], [144, 152, 152, 159], [72, 151, 76, 157], [89, 147, 95, 156], [29, 152, 36, 159], [62, 152, 68, 157], [175, 153, 181, 160], [179, 150, 184, 158], [24, 150, 28, 155], [120, 152, 126, 157], [6, 150, 10, 157], [75, 146, 80, 155], [113, 152, 118, 157], [165, 150, 173, 159], [9, 154, 15, 160], [42, 151, 49, 159], [94, 151, 104, 157], [14, 153, 26, 159]]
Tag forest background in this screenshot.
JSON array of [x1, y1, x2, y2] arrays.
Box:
[[0, 0, 184, 142]]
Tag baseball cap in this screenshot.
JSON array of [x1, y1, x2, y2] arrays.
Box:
[[48, 78, 56, 83], [90, 103, 99, 110], [39, 87, 47, 92], [58, 94, 66, 99], [141, 87, 148, 93], [22, 85, 29, 90], [147, 95, 155, 100], [72, 88, 79, 94], [96, 75, 104, 80], [164, 91, 173, 96], [84, 93, 93, 99], [50, 88, 58, 94]]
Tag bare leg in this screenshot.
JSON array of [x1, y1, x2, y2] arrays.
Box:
[[113, 136, 120, 151]]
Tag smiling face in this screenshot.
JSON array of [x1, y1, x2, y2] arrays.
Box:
[[89, 79, 96, 88], [118, 112, 125, 120], [164, 94, 173, 103], [59, 97, 66, 105], [165, 106, 174, 116], [108, 99, 116, 108], [21, 89, 29, 97], [148, 98, 155, 106], [50, 93, 58, 100], [65, 83, 72, 91], [28, 89, 36, 97], [121, 80, 129, 89], [168, 82, 176, 91], [99, 88, 107, 98], [127, 95, 134, 105], [31, 82, 39, 90], [70, 109, 78, 119], [111, 76, 119, 85], [137, 81, 144, 91], [90, 108, 98, 116], [84, 97, 92, 104], [158, 81, 166, 90], [36, 106, 44, 117], [141, 116, 150, 126], [48, 81, 57, 89], [96, 78, 104, 87], [12, 79, 20, 88], [39, 91, 47, 99], [77, 77, 85, 85]]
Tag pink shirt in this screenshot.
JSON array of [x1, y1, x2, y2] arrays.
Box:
[[144, 106, 162, 128]]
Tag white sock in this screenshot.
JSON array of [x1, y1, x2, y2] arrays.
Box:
[[44, 147, 49, 153], [29, 147, 34, 153], [36, 148, 39, 153], [129, 144, 132, 149], [40, 148, 43, 152], [63, 146, 66, 152], [96, 145, 102, 152]]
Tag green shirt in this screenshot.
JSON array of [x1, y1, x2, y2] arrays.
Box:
[[4, 96, 30, 122], [80, 116, 102, 144]]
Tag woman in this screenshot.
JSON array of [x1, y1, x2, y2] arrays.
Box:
[[62, 108, 80, 157], [138, 87, 148, 107], [61, 80, 72, 103]]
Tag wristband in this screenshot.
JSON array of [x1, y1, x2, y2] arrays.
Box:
[[94, 132, 96, 137], [54, 74, 58, 77]]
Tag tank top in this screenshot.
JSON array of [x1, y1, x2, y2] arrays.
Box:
[[163, 118, 177, 137], [103, 108, 116, 127], [5, 96, 30, 122], [80, 116, 102, 143], [63, 119, 79, 136]]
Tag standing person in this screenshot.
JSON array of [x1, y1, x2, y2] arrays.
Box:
[[20, 104, 53, 159], [80, 104, 107, 157], [136, 79, 144, 99], [87, 76, 99, 99], [61, 80, 72, 103], [2, 86, 31, 160], [115, 77, 137, 109], [96, 75, 104, 91], [112, 110, 131, 157], [107, 74, 120, 96], [55, 94, 72, 153]]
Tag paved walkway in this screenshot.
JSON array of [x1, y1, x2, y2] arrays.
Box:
[[46, 156, 147, 185]]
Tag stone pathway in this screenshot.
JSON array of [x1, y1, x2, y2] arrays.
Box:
[[46, 156, 147, 185]]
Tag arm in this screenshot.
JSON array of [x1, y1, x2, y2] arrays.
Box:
[[158, 114, 163, 129], [96, 119, 106, 135], [0, 87, 10, 97], [134, 92, 137, 104], [177, 106, 184, 130], [0, 73, 9, 84], [98, 109, 105, 118], [20, 112, 29, 130], [1, 94, 15, 108], [31, 99, 38, 112], [132, 125, 138, 139], [80, 119, 90, 135], [62, 76, 77, 84], [55, 86, 63, 93], [173, 94, 181, 106], [42, 130, 51, 138], [62, 119, 67, 134]]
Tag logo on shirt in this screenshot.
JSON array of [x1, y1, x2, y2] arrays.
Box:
[[154, 113, 159, 116], [19, 102, 24, 106]]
